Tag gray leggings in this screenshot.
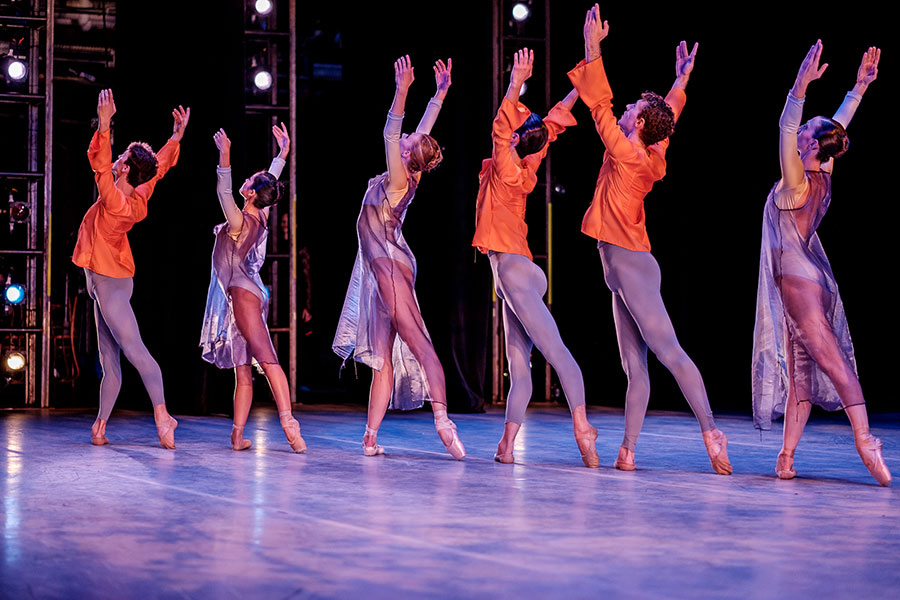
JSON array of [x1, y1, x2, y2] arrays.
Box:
[[85, 269, 166, 421], [598, 243, 715, 450], [489, 252, 585, 424]]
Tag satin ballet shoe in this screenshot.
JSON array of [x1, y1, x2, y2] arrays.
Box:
[[231, 424, 252, 451], [434, 415, 466, 460], [90, 419, 109, 446], [613, 445, 635, 471], [494, 441, 514, 464], [156, 416, 177, 450], [855, 433, 892, 487], [574, 426, 599, 468], [279, 410, 307, 454], [362, 425, 385, 457], [702, 428, 733, 475], [775, 449, 796, 479]]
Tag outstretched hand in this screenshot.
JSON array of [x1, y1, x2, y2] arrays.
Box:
[[97, 89, 116, 131], [394, 55, 414, 92], [675, 41, 698, 79], [272, 121, 290, 159], [171, 105, 190, 142], [855, 46, 880, 91], [792, 40, 828, 98], [583, 4, 609, 61], [510, 48, 534, 86], [213, 128, 231, 153], [433, 58, 452, 98]]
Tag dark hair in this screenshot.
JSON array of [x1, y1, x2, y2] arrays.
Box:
[[408, 134, 443, 174], [813, 117, 849, 162], [514, 113, 549, 157], [124, 141, 159, 187], [249, 171, 285, 208], [636, 92, 675, 146]]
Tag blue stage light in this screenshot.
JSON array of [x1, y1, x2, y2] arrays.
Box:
[[5, 284, 25, 305]]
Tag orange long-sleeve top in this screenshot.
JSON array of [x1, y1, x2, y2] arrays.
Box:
[[472, 97, 577, 261], [72, 130, 180, 278], [567, 58, 686, 252]]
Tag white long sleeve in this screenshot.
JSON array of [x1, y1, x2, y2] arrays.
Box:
[[216, 167, 244, 233], [415, 98, 443, 135]]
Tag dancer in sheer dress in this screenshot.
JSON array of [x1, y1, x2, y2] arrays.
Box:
[[200, 123, 306, 453], [333, 56, 465, 459], [752, 41, 889, 485]]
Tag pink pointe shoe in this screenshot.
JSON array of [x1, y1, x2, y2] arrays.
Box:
[[91, 419, 109, 446], [574, 426, 599, 469], [775, 449, 796, 479], [362, 425, 385, 456], [613, 445, 635, 471], [434, 415, 465, 460], [855, 433, 892, 487], [279, 410, 307, 453], [156, 416, 178, 450], [702, 428, 733, 475], [231, 424, 252, 451]]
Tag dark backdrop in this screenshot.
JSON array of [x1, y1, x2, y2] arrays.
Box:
[[50, 1, 897, 419]]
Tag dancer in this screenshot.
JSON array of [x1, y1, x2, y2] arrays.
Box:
[[200, 123, 305, 453], [752, 42, 889, 486], [569, 5, 731, 474], [73, 89, 187, 449], [472, 48, 599, 468], [333, 56, 465, 459]]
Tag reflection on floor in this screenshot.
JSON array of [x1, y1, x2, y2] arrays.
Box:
[[1, 406, 897, 599]]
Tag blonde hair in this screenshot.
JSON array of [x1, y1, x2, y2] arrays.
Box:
[[408, 134, 443, 174]]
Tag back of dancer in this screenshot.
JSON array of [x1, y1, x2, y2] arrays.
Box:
[[752, 41, 889, 486], [570, 4, 730, 474], [472, 47, 600, 468], [73, 89, 187, 449]]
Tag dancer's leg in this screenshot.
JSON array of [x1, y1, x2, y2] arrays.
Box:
[[230, 287, 305, 452], [231, 365, 254, 450], [93, 298, 123, 423], [495, 300, 531, 462], [778, 331, 811, 476], [611, 293, 651, 453], [365, 327, 397, 453]]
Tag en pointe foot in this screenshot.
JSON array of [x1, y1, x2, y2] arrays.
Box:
[[702, 428, 732, 475], [855, 433, 892, 487], [231, 424, 252, 451], [91, 419, 109, 446], [362, 425, 384, 456], [775, 449, 796, 479], [574, 426, 599, 469], [156, 416, 178, 450], [279, 411, 307, 453], [613, 445, 635, 471], [435, 416, 465, 460]]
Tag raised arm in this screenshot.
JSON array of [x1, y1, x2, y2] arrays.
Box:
[[778, 40, 829, 200], [490, 48, 533, 179], [832, 47, 879, 128], [385, 55, 414, 194], [666, 40, 697, 122], [269, 121, 290, 178], [416, 58, 452, 135], [134, 105, 188, 200], [213, 128, 244, 234], [521, 89, 579, 171], [88, 89, 128, 215]]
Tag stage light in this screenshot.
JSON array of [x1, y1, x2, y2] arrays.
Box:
[[519, 81, 527, 96], [254, 0, 273, 15], [512, 2, 530, 22], [5, 284, 25, 305], [253, 69, 273, 90], [6, 58, 26, 81], [5, 351, 25, 371]]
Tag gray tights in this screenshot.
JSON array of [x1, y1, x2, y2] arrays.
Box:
[[598, 243, 715, 450], [85, 269, 166, 421], [489, 252, 585, 424]]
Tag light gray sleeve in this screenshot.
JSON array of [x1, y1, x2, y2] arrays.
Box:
[[217, 166, 245, 233], [415, 98, 443, 135], [268, 156, 286, 179]]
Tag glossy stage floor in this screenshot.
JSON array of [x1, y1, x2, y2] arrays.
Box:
[[1, 406, 898, 599]]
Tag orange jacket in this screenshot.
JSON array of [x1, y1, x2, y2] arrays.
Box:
[[472, 97, 576, 260], [568, 58, 686, 252], [72, 130, 180, 277]]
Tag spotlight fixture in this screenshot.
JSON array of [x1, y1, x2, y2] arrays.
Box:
[[5, 284, 25, 305], [253, 69, 273, 90], [254, 0, 273, 15], [5, 351, 26, 372], [512, 2, 531, 22], [6, 58, 26, 81]]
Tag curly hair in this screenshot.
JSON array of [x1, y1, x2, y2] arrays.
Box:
[[248, 171, 285, 208], [514, 113, 549, 157], [813, 117, 849, 162], [408, 133, 443, 174], [636, 92, 675, 146], [124, 141, 159, 187]]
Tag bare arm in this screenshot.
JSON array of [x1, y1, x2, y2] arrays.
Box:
[[385, 55, 414, 194], [416, 58, 452, 135], [832, 47, 880, 128], [505, 47, 533, 106], [213, 128, 244, 234]]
